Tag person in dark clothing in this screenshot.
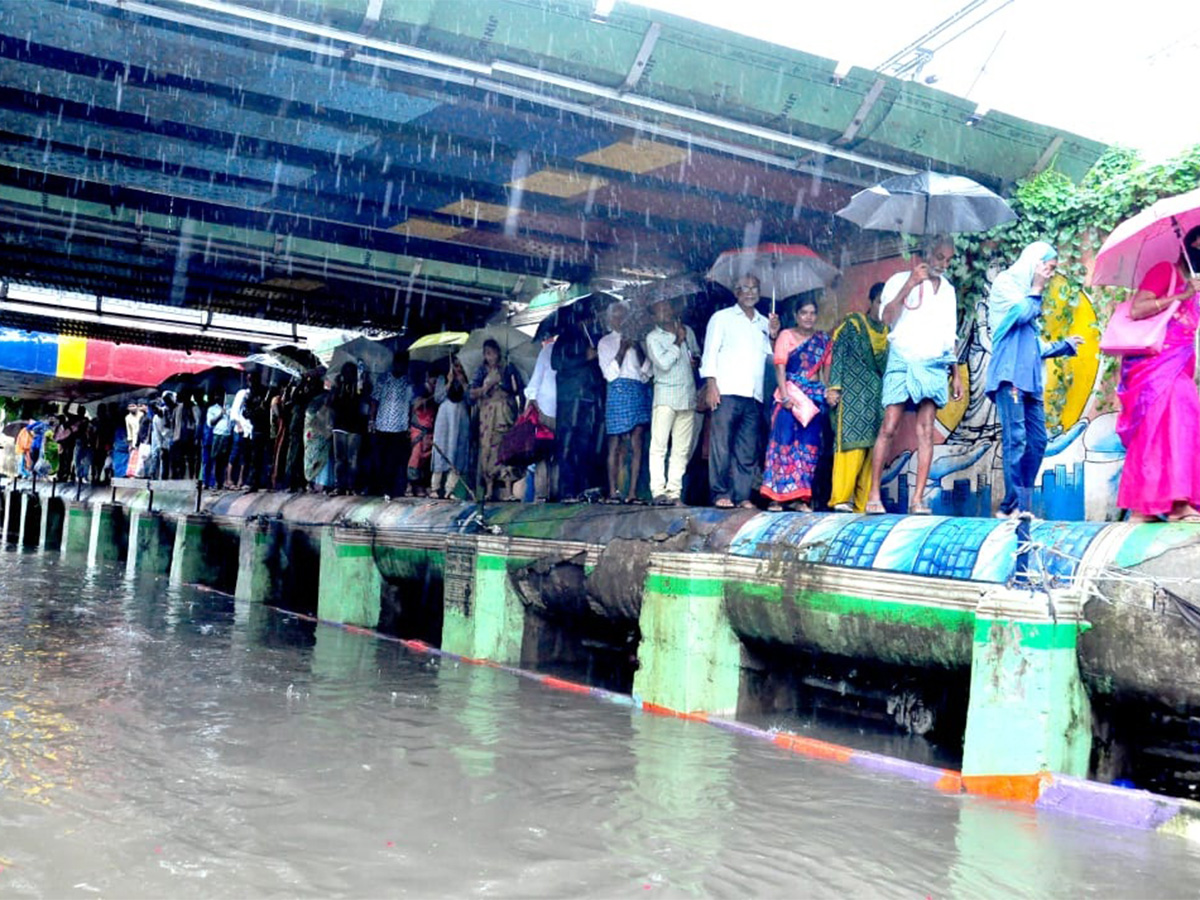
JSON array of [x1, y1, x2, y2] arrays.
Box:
[[551, 310, 606, 502], [330, 362, 367, 495]]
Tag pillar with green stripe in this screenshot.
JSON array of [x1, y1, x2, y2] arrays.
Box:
[[634, 552, 743, 716], [962, 588, 1092, 779], [440, 534, 526, 664], [318, 525, 382, 627], [61, 501, 92, 557]]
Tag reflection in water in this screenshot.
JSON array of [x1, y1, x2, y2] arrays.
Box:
[[0, 549, 1198, 897]]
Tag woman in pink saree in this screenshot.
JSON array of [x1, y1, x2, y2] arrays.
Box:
[[1117, 225, 1200, 521]]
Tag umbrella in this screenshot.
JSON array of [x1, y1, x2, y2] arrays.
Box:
[[3, 420, 27, 439], [1091, 186, 1200, 288], [835, 171, 1017, 235], [240, 351, 305, 379], [623, 274, 704, 310], [328, 336, 394, 377], [707, 243, 839, 314], [266, 344, 323, 372], [457, 324, 540, 383], [408, 331, 469, 363], [508, 284, 591, 327], [509, 286, 619, 329]]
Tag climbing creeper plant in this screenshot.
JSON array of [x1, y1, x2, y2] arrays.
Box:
[[948, 143, 1200, 430]]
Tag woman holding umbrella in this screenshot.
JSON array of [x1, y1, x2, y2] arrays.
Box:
[[469, 338, 525, 501], [1115, 226, 1200, 522]]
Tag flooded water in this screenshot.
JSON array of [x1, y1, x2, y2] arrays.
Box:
[[2, 550, 1199, 898]]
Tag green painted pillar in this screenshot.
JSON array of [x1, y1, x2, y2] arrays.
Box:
[[39, 496, 64, 551], [633, 552, 744, 716], [236, 517, 282, 605], [962, 588, 1092, 787], [126, 509, 176, 578], [170, 513, 222, 587], [440, 534, 525, 664], [62, 501, 92, 557], [18, 491, 41, 548], [317, 526, 381, 627], [89, 502, 126, 565]]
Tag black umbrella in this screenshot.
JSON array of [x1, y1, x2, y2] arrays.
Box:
[[835, 171, 1017, 235]]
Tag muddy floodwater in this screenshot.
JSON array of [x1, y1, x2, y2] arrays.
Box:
[[1, 548, 1198, 898]]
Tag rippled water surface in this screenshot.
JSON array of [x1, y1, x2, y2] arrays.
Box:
[[1, 549, 1199, 898]]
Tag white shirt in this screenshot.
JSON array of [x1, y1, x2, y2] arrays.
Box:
[[699, 305, 772, 401], [525, 339, 558, 419], [880, 270, 957, 361], [598, 331, 652, 383], [230, 388, 253, 439]]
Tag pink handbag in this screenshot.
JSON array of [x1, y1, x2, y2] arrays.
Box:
[[1100, 270, 1180, 356], [774, 381, 820, 427]]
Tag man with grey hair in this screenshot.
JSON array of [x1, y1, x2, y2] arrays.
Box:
[[865, 236, 963, 515]]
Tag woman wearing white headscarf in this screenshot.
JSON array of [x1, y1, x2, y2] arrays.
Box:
[[986, 241, 1082, 517]]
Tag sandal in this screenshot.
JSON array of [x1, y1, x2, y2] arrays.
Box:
[[714, 498, 734, 509], [767, 503, 783, 512], [738, 500, 756, 510], [865, 500, 886, 515], [909, 504, 933, 515], [1168, 513, 1200, 523]]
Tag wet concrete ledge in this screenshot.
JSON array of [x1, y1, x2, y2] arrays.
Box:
[[7, 481, 1200, 805]]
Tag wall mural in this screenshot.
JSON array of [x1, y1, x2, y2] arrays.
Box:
[[874, 273, 1118, 522]]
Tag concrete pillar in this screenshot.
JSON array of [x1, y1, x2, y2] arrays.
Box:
[[236, 517, 282, 605], [126, 509, 176, 578], [38, 496, 65, 551], [62, 501, 92, 557], [3, 488, 20, 545], [88, 502, 126, 565], [440, 534, 525, 664], [633, 552, 743, 716], [169, 513, 227, 589], [961, 588, 1093, 801], [317, 525, 381, 627], [18, 491, 41, 548]]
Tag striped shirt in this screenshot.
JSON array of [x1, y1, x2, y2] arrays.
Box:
[[645, 325, 699, 410]]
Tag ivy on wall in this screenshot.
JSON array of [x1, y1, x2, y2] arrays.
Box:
[[947, 143, 1200, 430]]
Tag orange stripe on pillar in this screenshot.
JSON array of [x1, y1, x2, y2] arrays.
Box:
[[961, 773, 1051, 804]]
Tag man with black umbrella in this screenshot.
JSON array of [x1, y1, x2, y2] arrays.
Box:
[[865, 235, 963, 515]]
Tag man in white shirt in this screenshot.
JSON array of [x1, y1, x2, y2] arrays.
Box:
[[700, 275, 781, 508], [866, 236, 964, 515], [597, 301, 653, 502], [645, 299, 699, 505], [226, 378, 255, 489], [524, 336, 559, 501]]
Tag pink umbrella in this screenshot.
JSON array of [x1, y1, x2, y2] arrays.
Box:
[[707, 243, 839, 315], [1092, 186, 1200, 288]]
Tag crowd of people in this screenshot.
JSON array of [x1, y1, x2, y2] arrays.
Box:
[[4, 227, 1200, 522]]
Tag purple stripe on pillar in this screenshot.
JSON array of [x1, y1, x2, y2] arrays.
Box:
[[849, 750, 953, 785], [1035, 775, 1181, 829], [707, 717, 771, 740]]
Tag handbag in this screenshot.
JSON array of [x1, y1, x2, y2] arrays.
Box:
[[1100, 269, 1180, 356], [498, 406, 555, 468], [774, 381, 820, 427]]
